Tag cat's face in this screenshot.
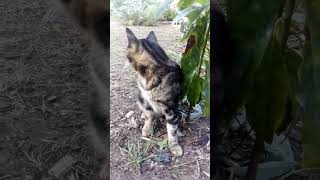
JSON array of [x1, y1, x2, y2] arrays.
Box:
[[125, 28, 169, 72]]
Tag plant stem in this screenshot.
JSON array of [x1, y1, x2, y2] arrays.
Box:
[[186, 103, 192, 121]]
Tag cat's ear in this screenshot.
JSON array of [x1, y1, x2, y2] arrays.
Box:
[[126, 28, 139, 47], [146, 31, 157, 43]]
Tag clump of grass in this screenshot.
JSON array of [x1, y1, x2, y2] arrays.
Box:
[[119, 137, 168, 167]]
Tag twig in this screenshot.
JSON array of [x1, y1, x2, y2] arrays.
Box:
[[196, 157, 201, 178], [22, 150, 42, 168], [0, 175, 13, 180], [168, 159, 198, 170]]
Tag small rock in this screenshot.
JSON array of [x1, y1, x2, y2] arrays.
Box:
[[47, 95, 58, 102], [49, 154, 77, 178], [152, 152, 171, 164]]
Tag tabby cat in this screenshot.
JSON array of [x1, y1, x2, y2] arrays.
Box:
[[126, 28, 184, 156]]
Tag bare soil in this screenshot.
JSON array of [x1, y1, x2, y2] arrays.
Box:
[[1, 1, 210, 179], [1, 0, 103, 179]]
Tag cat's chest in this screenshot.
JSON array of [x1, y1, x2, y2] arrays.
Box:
[[137, 78, 152, 100], [137, 77, 162, 112]]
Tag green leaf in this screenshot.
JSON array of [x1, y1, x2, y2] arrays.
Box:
[[177, 0, 196, 10], [155, 0, 174, 18], [187, 75, 204, 106], [195, 0, 208, 5], [274, 17, 285, 47], [180, 13, 209, 96], [222, 0, 284, 123], [226, 0, 283, 42], [180, 3, 209, 42], [301, 0, 320, 167], [275, 48, 304, 135], [172, 3, 202, 24], [246, 39, 290, 144], [157, 138, 168, 150]]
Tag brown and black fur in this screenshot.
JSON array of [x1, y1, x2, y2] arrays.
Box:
[[59, 0, 109, 178], [126, 28, 184, 156]]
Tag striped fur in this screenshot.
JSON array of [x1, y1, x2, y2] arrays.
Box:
[[126, 28, 184, 156]]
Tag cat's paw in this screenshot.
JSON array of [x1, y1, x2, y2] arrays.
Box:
[[142, 124, 153, 137], [169, 144, 183, 157]]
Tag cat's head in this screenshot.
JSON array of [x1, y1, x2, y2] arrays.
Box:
[[125, 28, 169, 71]]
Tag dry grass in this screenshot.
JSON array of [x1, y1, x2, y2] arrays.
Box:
[[1, 0, 101, 179]]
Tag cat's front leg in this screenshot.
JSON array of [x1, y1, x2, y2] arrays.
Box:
[[165, 109, 183, 156], [137, 94, 154, 137], [142, 111, 154, 137]]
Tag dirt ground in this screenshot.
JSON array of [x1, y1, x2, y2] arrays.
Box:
[[1, 0, 210, 179], [1, 0, 102, 179]]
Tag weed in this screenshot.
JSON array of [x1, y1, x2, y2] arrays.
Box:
[[119, 137, 169, 167]]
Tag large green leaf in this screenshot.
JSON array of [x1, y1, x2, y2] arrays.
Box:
[[187, 75, 204, 106], [180, 3, 210, 42], [222, 0, 284, 123], [276, 49, 303, 135], [246, 38, 290, 143], [180, 12, 209, 105], [246, 0, 296, 144], [177, 0, 196, 10], [302, 0, 320, 167], [227, 0, 283, 42], [155, 0, 173, 18], [155, 0, 175, 18], [177, 0, 208, 10], [172, 3, 203, 24]]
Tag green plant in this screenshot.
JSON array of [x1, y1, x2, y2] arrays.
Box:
[[119, 137, 171, 167], [119, 138, 156, 166], [162, 8, 178, 21], [157, 0, 210, 119], [216, 0, 320, 179], [111, 0, 161, 26], [160, 0, 320, 179]]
